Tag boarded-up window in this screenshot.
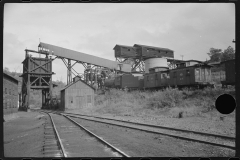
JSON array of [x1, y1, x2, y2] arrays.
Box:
[[87, 95, 91, 104]]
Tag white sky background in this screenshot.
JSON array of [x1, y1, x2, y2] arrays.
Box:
[[3, 3, 235, 83]]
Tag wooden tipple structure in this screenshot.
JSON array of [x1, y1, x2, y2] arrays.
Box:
[[114, 44, 175, 73], [20, 50, 54, 110]]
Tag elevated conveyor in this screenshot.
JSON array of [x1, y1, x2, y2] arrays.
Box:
[[38, 42, 119, 70], [37, 42, 131, 85]]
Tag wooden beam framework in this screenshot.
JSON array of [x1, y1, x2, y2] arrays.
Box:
[[20, 50, 54, 110]]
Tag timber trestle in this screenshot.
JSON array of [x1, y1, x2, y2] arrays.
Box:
[[20, 50, 55, 110]]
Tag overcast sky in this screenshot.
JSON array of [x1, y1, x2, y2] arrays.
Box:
[[3, 3, 235, 83]]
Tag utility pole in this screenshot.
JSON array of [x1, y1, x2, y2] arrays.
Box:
[[39, 38, 41, 58], [180, 55, 184, 60]]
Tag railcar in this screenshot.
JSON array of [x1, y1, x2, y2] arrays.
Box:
[[220, 59, 235, 88], [168, 63, 213, 88], [103, 63, 214, 90], [104, 78, 116, 88], [104, 73, 143, 90], [115, 74, 140, 89], [144, 67, 169, 89]]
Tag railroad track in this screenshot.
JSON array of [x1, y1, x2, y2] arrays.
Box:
[[61, 112, 235, 150], [40, 111, 66, 157], [40, 110, 130, 157]]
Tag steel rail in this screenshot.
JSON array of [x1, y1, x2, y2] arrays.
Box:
[[63, 112, 235, 141], [63, 113, 235, 150], [43, 111, 68, 157], [62, 114, 130, 157]]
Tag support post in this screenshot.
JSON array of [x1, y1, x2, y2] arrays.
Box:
[[49, 77, 53, 109], [27, 56, 30, 110], [42, 90, 45, 108], [67, 59, 72, 85]]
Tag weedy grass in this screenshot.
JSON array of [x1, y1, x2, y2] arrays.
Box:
[[94, 87, 235, 118]]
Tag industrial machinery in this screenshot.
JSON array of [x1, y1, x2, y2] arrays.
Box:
[[104, 61, 214, 90], [38, 42, 131, 85], [20, 42, 132, 109], [114, 44, 176, 73]]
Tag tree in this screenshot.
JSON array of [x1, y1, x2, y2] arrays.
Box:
[[3, 67, 11, 74], [207, 48, 223, 62], [221, 46, 235, 61]]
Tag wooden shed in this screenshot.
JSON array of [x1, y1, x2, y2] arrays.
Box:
[[60, 79, 95, 111], [133, 44, 174, 58]]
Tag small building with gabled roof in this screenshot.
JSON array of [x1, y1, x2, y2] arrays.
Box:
[[133, 44, 174, 59], [3, 72, 19, 115], [175, 60, 204, 68], [113, 44, 137, 58], [60, 78, 95, 111]]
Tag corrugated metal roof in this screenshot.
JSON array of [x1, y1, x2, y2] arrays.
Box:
[[60, 78, 95, 91], [134, 44, 174, 52], [39, 42, 119, 70]]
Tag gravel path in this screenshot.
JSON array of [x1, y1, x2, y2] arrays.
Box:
[[66, 109, 235, 137], [4, 111, 46, 157]]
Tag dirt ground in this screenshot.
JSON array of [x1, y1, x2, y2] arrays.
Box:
[[66, 107, 235, 137], [3, 109, 235, 157], [70, 117, 234, 157], [3, 111, 45, 157]]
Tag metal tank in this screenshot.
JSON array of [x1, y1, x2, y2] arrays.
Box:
[[144, 58, 168, 73], [104, 78, 115, 88]]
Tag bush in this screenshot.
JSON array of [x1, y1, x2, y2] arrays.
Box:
[[94, 87, 235, 117]]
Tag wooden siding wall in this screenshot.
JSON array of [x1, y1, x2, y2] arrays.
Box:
[[121, 74, 140, 88], [210, 64, 225, 83], [140, 47, 174, 58], [225, 60, 235, 83], [114, 46, 136, 58], [23, 57, 52, 74], [169, 68, 196, 86], [3, 77, 19, 115], [135, 47, 142, 57], [64, 81, 94, 110], [60, 90, 65, 110]]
